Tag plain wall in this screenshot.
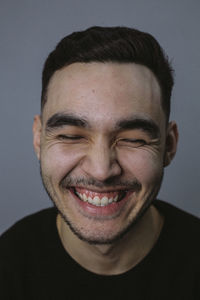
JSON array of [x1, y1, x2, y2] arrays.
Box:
[[0, 0, 200, 234]]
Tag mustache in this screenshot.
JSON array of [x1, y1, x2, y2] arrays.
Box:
[[60, 175, 142, 191]]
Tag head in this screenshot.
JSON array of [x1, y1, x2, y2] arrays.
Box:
[[33, 26, 178, 245]]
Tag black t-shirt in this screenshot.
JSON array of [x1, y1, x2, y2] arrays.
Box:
[[0, 200, 200, 300]]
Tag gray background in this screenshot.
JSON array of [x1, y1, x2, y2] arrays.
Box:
[[0, 0, 200, 234]]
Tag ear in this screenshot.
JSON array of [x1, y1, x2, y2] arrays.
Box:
[[33, 115, 42, 160], [164, 121, 179, 167]]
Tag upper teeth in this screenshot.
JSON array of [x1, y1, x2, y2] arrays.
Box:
[[76, 192, 118, 206]]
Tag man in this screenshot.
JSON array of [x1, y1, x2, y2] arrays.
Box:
[[0, 26, 199, 299]]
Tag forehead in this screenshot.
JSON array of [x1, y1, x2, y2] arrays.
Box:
[[43, 62, 165, 129]]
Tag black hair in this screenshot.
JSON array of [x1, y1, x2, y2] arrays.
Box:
[[41, 26, 174, 120]]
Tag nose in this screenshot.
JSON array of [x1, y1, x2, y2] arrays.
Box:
[[80, 138, 122, 181]]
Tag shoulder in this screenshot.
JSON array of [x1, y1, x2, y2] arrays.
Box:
[[0, 208, 59, 297], [154, 200, 200, 258], [155, 199, 200, 229], [0, 207, 57, 257]]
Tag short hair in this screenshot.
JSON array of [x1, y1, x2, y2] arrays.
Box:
[[41, 26, 174, 121]]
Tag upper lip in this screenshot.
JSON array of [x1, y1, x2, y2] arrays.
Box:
[[69, 186, 131, 193]]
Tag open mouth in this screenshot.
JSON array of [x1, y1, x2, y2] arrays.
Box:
[[71, 187, 128, 207]]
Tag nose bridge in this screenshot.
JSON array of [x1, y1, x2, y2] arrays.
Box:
[[81, 136, 121, 181]]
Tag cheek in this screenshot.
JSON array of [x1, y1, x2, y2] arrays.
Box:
[[119, 149, 163, 184], [41, 145, 86, 180]]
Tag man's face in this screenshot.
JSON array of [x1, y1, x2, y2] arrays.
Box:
[[33, 62, 177, 244]]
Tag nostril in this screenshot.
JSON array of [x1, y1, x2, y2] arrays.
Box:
[[80, 159, 122, 182]]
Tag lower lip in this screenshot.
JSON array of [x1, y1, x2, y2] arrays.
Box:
[[69, 188, 134, 217]]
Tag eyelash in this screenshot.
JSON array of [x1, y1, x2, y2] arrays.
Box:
[[57, 134, 83, 140], [118, 139, 147, 146], [57, 135, 148, 148]]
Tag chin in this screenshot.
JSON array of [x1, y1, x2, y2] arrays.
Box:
[[56, 197, 152, 245]]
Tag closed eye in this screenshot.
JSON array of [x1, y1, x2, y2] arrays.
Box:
[[117, 139, 147, 147], [57, 134, 84, 140]]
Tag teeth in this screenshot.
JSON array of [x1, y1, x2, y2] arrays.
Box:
[[75, 189, 123, 207], [101, 196, 109, 206], [114, 195, 118, 202], [93, 196, 101, 206], [108, 197, 113, 204], [83, 194, 87, 202], [77, 192, 83, 200], [88, 197, 93, 204]]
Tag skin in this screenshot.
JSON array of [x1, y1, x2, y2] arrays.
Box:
[[33, 62, 178, 275]]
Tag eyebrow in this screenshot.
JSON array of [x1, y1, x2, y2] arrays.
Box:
[[116, 118, 161, 139], [45, 112, 160, 139], [45, 113, 90, 132]]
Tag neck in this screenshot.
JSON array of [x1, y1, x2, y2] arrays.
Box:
[[56, 205, 164, 275]]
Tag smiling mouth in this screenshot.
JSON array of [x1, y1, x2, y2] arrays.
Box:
[[71, 187, 128, 207]]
